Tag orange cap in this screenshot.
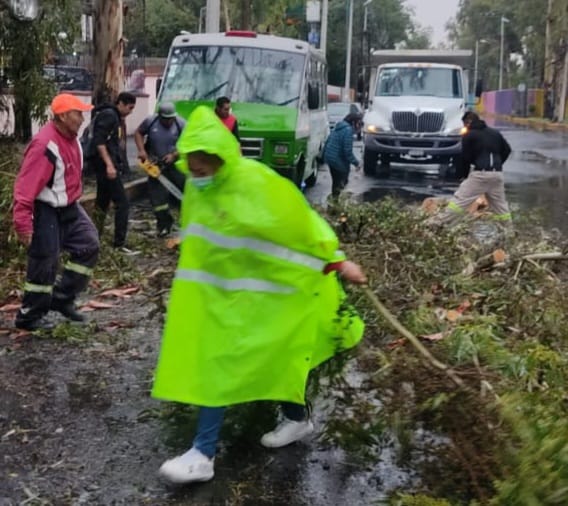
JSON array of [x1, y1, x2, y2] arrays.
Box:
[[51, 93, 94, 115]]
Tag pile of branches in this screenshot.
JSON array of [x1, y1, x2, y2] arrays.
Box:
[[321, 198, 568, 505]]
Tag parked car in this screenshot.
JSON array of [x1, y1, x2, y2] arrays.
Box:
[[327, 101, 363, 140], [43, 65, 94, 92], [2, 65, 94, 92]]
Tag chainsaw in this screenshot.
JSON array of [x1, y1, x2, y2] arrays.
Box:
[[138, 159, 184, 201]]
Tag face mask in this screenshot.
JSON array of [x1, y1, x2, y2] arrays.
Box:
[[191, 175, 214, 189]]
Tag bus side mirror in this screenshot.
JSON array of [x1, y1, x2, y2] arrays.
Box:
[[308, 83, 319, 110], [156, 78, 162, 98], [475, 79, 483, 98]]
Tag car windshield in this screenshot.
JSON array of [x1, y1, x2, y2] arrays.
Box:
[[160, 45, 305, 108], [376, 67, 463, 98]]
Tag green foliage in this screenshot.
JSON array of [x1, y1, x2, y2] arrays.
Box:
[[492, 393, 568, 505], [449, 0, 547, 89], [124, 0, 199, 57], [390, 494, 453, 506], [0, 0, 80, 140], [0, 141, 25, 270], [321, 198, 568, 504]]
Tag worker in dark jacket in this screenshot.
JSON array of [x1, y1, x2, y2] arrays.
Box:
[[91, 92, 136, 249], [444, 111, 512, 223], [323, 113, 361, 198]]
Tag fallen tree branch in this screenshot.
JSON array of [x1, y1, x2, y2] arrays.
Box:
[[361, 286, 464, 388], [462, 249, 507, 276], [522, 252, 568, 261]]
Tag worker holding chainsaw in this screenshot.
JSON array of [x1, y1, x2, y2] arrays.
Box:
[[152, 105, 367, 485], [135, 102, 186, 237]]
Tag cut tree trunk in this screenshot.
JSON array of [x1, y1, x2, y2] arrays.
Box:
[[93, 0, 125, 105]]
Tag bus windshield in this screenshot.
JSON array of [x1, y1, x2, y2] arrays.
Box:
[[160, 45, 305, 107], [376, 67, 463, 98]]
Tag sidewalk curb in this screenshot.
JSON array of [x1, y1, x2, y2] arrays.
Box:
[[486, 113, 568, 133], [520, 150, 568, 167], [80, 177, 148, 212]]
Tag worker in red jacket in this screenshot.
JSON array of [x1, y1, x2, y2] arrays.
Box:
[[214, 96, 240, 142], [13, 93, 100, 331]]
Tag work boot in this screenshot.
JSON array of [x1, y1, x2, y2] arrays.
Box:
[[51, 298, 86, 322], [159, 447, 215, 484], [15, 316, 55, 331], [260, 418, 314, 448]]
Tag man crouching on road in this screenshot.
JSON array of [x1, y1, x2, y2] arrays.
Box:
[[13, 93, 100, 331], [432, 111, 513, 226]]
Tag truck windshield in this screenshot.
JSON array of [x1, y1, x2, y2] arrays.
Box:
[[376, 67, 462, 98], [160, 45, 305, 107]]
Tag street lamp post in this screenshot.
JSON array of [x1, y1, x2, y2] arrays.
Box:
[[474, 38, 487, 92], [499, 16, 509, 90], [343, 0, 354, 101], [363, 0, 374, 105], [320, 0, 328, 55]]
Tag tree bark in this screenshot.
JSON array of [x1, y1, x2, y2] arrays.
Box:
[[93, 0, 125, 105], [240, 0, 251, 30]]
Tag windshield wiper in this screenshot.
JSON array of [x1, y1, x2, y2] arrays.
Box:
[[277, 96, 299, 106], [201, 80, 229, 99]]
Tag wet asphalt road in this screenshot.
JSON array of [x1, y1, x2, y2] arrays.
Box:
[[305, 123, 568, 235], [127, 122, 568, 234]]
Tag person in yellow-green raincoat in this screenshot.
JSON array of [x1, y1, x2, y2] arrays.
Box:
[[152, 105, 367, 484]]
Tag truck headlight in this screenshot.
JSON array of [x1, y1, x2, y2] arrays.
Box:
[[447, 127, 467, 135], [365, 124, 381, 134], [274, 143, 289, 154]]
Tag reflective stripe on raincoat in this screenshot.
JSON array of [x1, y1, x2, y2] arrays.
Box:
[[151, 106, 364, 407]]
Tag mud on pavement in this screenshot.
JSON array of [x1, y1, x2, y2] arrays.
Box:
[[0, 202, 407, 506]]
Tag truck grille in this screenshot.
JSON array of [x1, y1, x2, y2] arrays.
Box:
[[241, 138, 264, 159], [392, 111, 444, 133]]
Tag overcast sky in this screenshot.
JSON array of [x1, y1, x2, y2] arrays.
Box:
[[405, 0, 460, 46]]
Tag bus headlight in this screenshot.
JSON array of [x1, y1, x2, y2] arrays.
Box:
[[274, 143, 289, 154]]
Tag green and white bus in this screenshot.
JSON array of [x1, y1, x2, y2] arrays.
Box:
[[157, 30, 328, 186]]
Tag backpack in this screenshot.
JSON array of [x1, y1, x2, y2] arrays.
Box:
[[80, 106, 119, 161]]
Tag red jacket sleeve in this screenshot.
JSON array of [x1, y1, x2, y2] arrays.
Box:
[[13, 138, 56, 236]]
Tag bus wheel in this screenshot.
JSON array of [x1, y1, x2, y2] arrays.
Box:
[[294, 159, 305, 188], [305, 158, 319, 187]]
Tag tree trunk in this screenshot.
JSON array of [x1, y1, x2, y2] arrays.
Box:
[[544, 0, 554, 85], [93, 0, 125, 105], [240, 0, 251, 30]]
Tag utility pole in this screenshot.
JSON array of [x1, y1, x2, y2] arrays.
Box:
[[498, 16, 509, 90], [93, 0, 124, 104], [205, 0, 220, 33], [343, 0, 354, 101], [320, 0, 328, 55], [557, 48, 568, 121]]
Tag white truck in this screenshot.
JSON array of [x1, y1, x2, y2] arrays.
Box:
[[362, 49, 473, 178]]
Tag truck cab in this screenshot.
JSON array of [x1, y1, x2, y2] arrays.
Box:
[[363, 49, 473, 178]]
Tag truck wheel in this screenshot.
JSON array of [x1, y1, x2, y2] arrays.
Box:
[[377, 158, 391, 178], [363, 149, 378, 176]]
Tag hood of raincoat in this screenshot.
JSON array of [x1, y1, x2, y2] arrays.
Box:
[[175, 105, 240, 180]]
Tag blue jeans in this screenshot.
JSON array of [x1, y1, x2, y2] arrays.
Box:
[[193, 402, 307, 458]]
